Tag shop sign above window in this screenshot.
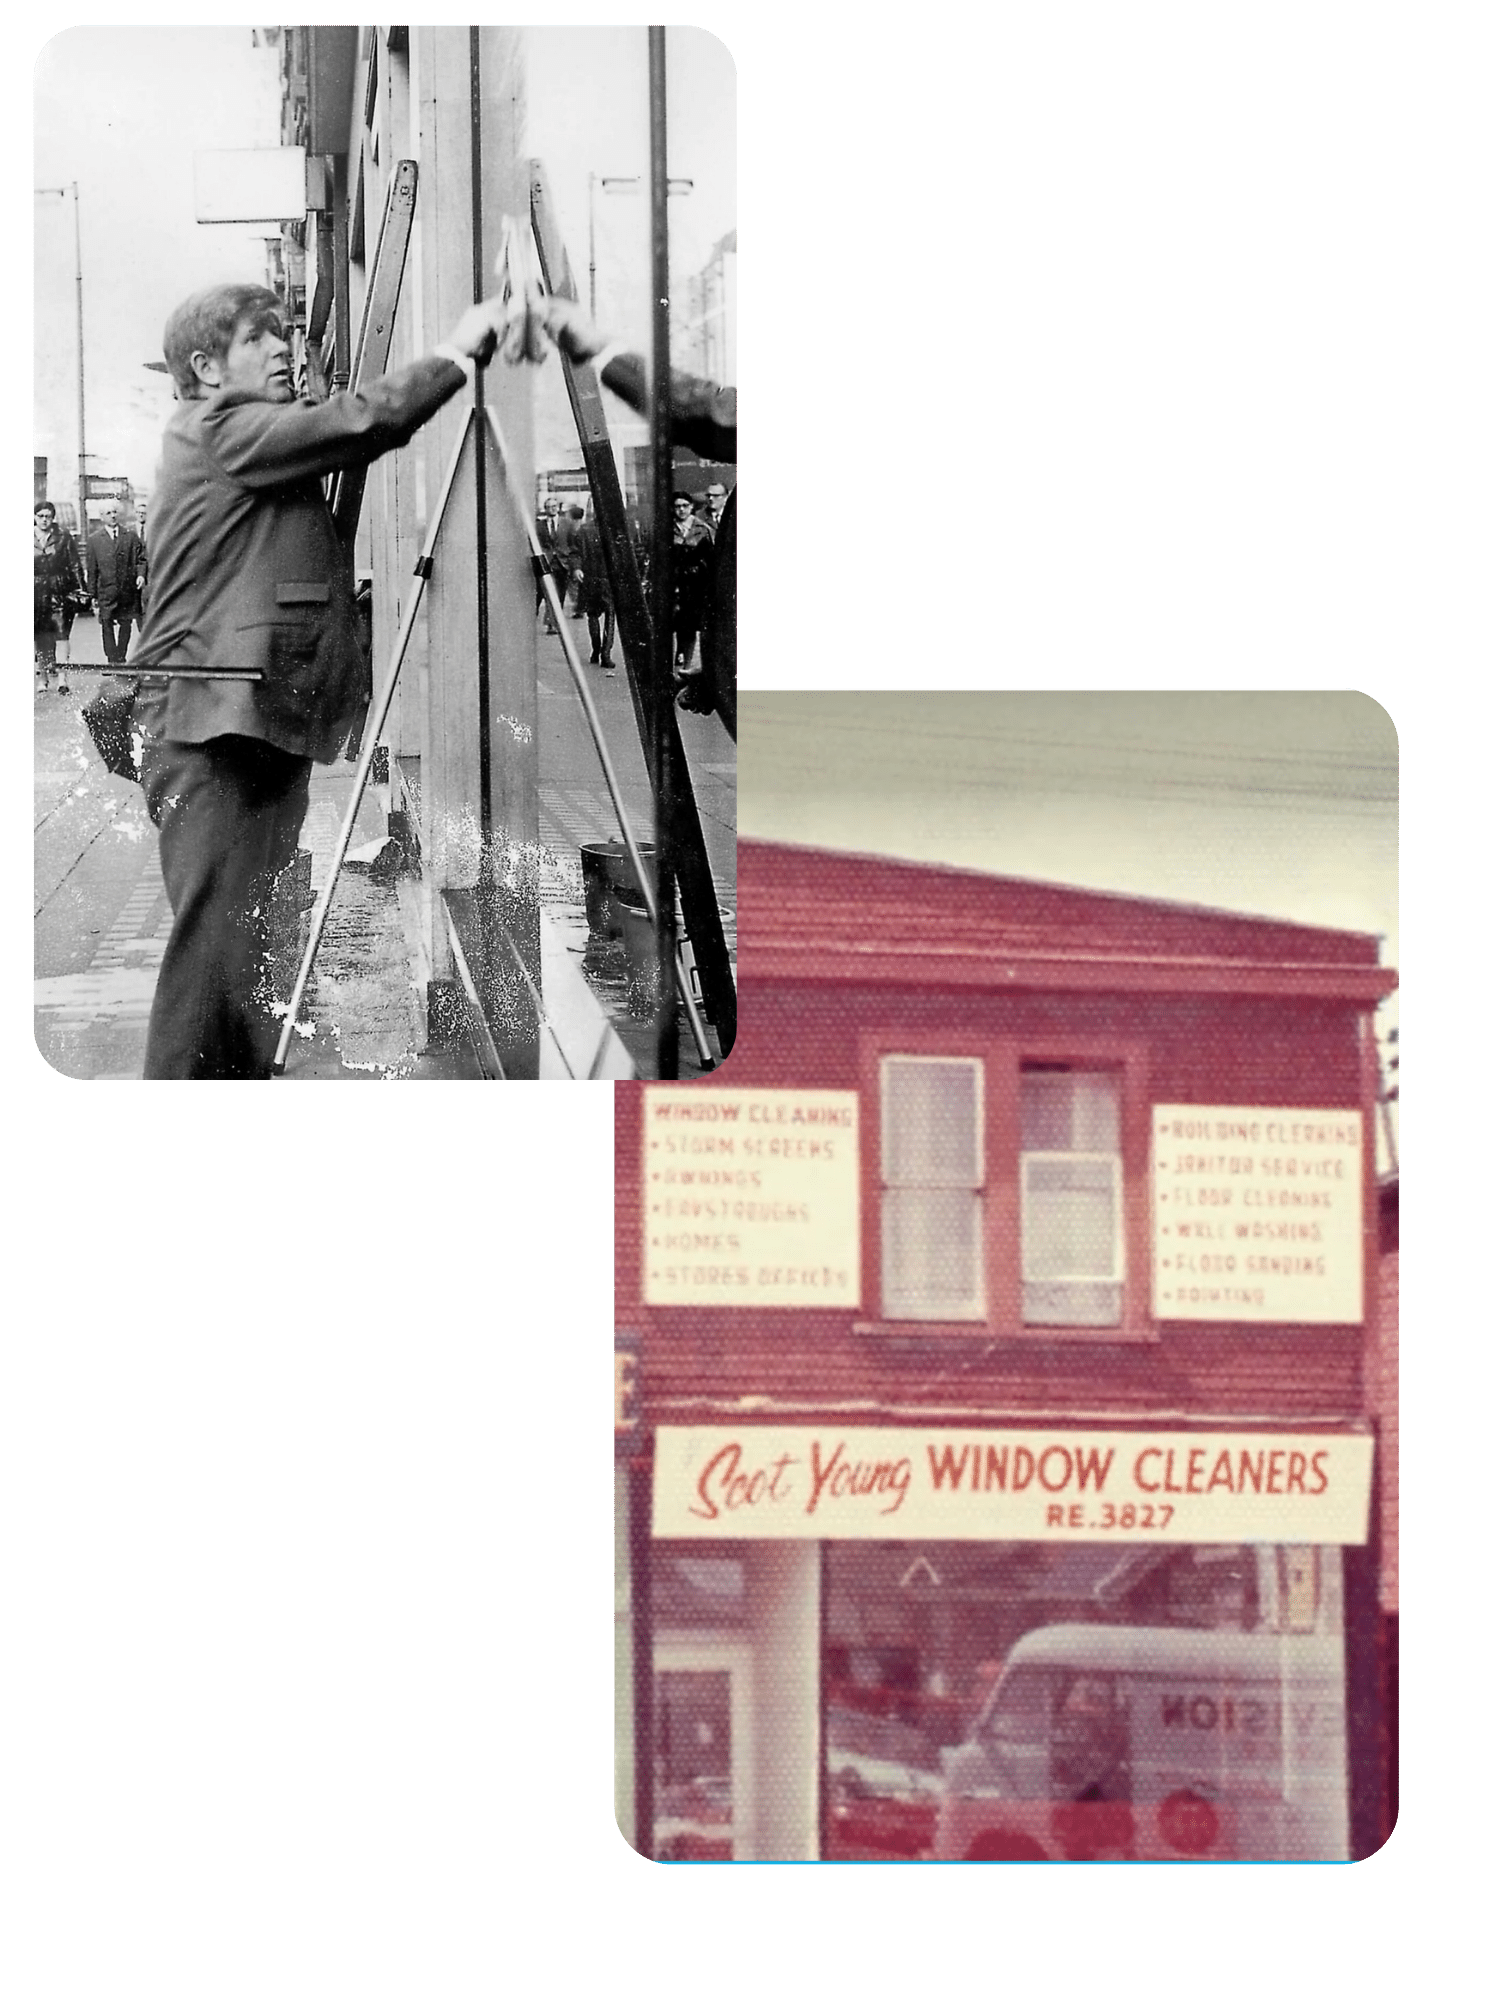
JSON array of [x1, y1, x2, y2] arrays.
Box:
[[643, 1088, 860, 1307], [653, 1425, 1374, 1545], [1151, 1108, 1364, 1324]]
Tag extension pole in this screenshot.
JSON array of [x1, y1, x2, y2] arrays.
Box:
[[272, 406, 476, 1074]]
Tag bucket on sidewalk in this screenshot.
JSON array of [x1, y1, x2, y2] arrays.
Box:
[[581, 839, 656, 940]]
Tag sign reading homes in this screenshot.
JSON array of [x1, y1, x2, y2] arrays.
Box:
[[643, 1088, 860, 1307], [653, 1425, 1374, 1545], [1152, 1107, 1364, 1324]]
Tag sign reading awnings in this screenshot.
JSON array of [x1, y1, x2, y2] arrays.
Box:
[[653, 1425, 1373, 1545]]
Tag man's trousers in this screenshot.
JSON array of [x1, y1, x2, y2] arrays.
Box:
[[99, 607, 133, 663], [141, 735, 312, 1079]]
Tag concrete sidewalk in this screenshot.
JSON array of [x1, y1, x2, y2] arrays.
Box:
[[33, 615, 734, 1080]]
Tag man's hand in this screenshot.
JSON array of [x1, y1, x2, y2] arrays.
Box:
[[540, 297, 609, 367], [445, 299, 511, 366]]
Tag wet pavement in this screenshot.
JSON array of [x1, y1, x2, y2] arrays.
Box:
[[33, 614, 734, 1081]]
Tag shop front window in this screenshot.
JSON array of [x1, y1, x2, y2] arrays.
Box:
[[822, 1540, 1347, 1861]]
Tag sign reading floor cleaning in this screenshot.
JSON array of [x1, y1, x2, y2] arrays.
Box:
[[1151, 1106, 1364, 1323], [643, 1087, 860, 1306], [653, 1425, 1374, 1544]]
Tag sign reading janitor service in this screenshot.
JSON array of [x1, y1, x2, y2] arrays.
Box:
[[1152, 1107, 1364, 1324], [643, 1088, 860, 1307], [653, 1426, 1374, 1545]]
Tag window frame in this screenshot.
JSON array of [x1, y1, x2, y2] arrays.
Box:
[[858, 1032, 1154, 1341]]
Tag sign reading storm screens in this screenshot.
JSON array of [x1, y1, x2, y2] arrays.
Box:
[[1151, 1107, 1364, 1323], [643, 1088, 860, 1306]]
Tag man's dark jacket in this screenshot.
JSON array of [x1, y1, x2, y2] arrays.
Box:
[[86, 523, 145, 612], [133, 356, 464, 764]]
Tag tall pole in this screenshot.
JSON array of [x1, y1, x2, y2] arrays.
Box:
[[71, 182, 86, 542], [588, 171, 598, 321], [648, 30, 678, 1080]]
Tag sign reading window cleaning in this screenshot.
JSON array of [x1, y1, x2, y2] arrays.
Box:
[[643, 1088, 860, 1306], [653, 1425, 1374, 1544], [1152, 1107, 1364, 1323]]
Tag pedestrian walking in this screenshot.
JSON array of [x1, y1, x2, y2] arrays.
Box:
[[671, 492, 714, 673], [535, 497, 557, 631], [538, 297, 734, 734], [85, 501, 146, 665], [579, 507, 617, 670], [129, 279, 508, 1077], [33, 500, 88, 695], [550, 501, 586, 629]]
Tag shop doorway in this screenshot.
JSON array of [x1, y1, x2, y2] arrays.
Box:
[[652, 1637, 753, 1860]]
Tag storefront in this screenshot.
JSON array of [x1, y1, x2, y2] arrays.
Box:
[[615, 842, 1396, 1860]]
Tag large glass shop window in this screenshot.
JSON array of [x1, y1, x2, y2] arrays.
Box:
[[822, 1541, 1348, 1861]]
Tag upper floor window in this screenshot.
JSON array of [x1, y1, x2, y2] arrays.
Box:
[[875, 1046, 1146, 1333], [1020, 1067, 1123, 1327]]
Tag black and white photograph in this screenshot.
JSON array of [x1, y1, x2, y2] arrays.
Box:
[[616, 690, 1397, 1864], [33, 26, 735, 1080]]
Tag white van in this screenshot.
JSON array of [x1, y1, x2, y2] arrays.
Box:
[[933, 1623, 1346, 1861]]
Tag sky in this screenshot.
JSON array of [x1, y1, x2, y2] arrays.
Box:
[[31, 25, 735, 497], [741, 690, 1400, 1157]]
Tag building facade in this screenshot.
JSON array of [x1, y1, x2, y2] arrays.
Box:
[[615, 841, 1397, 1860]]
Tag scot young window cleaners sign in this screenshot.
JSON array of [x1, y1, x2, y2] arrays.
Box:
[[653, 1426, 1374, 1544], [1151, 1107, 1364, 1323], [643, 1088, 860, 1307]]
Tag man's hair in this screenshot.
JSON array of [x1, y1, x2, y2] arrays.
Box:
[[568, 503, 585, 519], [163, 283, 283, 399]]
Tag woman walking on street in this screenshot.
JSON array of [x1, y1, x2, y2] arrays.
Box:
[[671, 491, 713, 673], [33, 500, 87, 695]]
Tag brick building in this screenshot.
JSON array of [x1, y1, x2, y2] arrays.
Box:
[[615, 841, 1397, 1860]]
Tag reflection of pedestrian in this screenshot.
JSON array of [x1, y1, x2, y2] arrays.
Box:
[[579, 510, 617, 670], [131, 278, 507, 1077], [550, 502, 585, 623], [532, 495, 556, 628], [85, 500, 146, 664], [671, 493, 713, 671], [134, 506, 151, 623], [537, 297, 736, 739], [33, 500, 87, 695]]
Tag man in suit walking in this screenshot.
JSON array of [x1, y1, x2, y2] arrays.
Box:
[[86, 500, 146, 663], [129, 279, 507, 1077]]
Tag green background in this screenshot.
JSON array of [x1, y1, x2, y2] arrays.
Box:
[[14, 3, 1491, 1999]]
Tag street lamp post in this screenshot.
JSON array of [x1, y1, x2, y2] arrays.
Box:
[[34, 182, 87, 541]]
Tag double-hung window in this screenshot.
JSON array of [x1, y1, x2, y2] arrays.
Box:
[[1019, 1067, 1123, 1327], [874, 1046, 1143, 1333], [879, 1056, 985, 1321]]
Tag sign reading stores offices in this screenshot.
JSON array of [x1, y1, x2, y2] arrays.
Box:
[[654, 1426, 1374, 1545], [1152, 1107, 1364, 1323], [643, 1088, 860, 1306]]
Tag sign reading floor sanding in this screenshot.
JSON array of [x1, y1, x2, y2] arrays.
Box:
[[653, 1425, 1374, 1544], [1152, 1106, 1364, 1323], [643, 1087, 860, 1306]]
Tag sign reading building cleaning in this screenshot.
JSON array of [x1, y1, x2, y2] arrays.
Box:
[[1151, 1107, 1364, 1323], [653, 1425, 1374, 1544], [643, 1088, 860, 1307]]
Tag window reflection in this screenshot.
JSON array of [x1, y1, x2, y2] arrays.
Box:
[[822, 1541, 1346, 1861]]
